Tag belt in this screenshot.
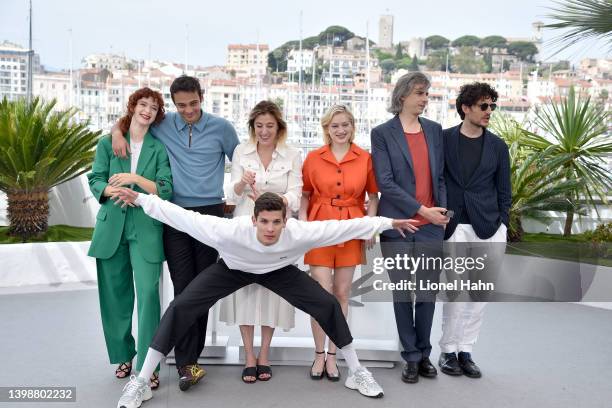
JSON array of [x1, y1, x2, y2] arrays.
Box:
[[313, 197, 359, 207]]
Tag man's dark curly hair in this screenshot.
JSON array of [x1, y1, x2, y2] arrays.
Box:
[[456, 82, 499, 120]]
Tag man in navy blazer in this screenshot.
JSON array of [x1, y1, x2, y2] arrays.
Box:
[[438, 82, 511, 379], [371, 72, 450, 384]]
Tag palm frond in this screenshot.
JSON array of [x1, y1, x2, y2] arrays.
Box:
[[545, 0, 612, 52], [0, 97, 101, 192]]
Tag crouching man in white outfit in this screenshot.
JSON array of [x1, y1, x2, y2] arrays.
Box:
[[112, 189, 420, 407]]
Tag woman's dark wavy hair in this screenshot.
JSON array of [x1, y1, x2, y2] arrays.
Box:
[[456, 82, 499, 120], [118, 87, 165, 134]]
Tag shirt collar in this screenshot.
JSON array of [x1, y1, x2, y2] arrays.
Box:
[[243, 141, 288, 158], [319, 143, 360, 165], [174, 110, 208, 132]]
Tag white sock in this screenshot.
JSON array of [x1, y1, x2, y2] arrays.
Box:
[[137, 348, 164, 381], [340, 343, 362, 372]]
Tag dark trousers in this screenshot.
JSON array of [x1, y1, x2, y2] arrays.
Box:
[[162, 203, 224, 368], [380, 223, 444, 363], [150, 261, 353, 355]]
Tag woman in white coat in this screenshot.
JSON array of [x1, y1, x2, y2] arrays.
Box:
[[220, 100, 303, 383]]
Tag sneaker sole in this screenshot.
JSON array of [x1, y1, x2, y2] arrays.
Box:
[[118, 397, 148, 408], [179, 374, 204, 391], [178, 379, 193, 391], [344, 380, 384, 398], [118, 386, 152, 408]]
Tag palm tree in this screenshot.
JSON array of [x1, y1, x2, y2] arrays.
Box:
[[506, 147, 585, 241], [522, 87, 612, 236], [0, 97, 101, 241], [545, 0, 612, 52], [489, 113, 585, 241]]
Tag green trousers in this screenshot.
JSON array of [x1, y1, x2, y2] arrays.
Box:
[[96, 208, 161, 372]]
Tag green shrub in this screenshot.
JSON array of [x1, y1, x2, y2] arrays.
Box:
[[583, 222, 612, 258]]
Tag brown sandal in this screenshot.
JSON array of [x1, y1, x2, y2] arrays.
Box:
[[115, 362, 132, 378], [150, 372, 160, 390]]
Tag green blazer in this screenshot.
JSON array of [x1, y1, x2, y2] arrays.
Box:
[[87, 132, 173, 263]]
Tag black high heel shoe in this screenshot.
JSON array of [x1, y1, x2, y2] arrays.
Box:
[[310, 350, 326, 380], [325, 352, 340, 382]]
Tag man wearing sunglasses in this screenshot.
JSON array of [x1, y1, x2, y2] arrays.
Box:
[[438, 82, 511, 379]]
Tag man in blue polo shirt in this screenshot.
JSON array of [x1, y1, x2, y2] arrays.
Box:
[[111, 76, 239, 391]]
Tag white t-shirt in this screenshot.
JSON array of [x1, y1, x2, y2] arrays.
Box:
[[135, 193, 393, 274], [130, 140, 143, 174]]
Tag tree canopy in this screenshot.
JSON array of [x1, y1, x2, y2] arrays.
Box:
[[451, 35, 481, 47], [507, 41, 539, 62], [480, 35, 508, 49], [268, 25, 357, 71], [425, 35, 450, 50]]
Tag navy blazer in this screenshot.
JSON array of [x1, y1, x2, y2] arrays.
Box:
[[443, 124, 512, 240], [371, 115, 446, 238]]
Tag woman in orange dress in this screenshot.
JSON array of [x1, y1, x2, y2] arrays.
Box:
[[299, 105, 379, 381]]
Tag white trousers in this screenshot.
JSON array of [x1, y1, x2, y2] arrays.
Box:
[[439, 223, 507, 353]]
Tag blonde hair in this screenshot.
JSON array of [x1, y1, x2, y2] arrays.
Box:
[[248, 100, 287, 145], [321, 105, 355, 145]]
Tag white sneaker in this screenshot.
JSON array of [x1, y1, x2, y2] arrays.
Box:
[[345, 367, 384, 398], [117, 375, 152, 408]]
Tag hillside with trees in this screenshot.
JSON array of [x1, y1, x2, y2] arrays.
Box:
[[268, 26, 374, 72]]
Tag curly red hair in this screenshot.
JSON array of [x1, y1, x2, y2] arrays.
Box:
[[118, 87, 166, 134]]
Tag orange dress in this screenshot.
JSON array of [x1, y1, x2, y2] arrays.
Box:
[[303, 143, 378, 268]]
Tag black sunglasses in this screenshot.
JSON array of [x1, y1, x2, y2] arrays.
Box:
[[478, 103, 497, 112]]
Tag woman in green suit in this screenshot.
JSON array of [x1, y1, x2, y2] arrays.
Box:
[[88, 87, 173, 389]]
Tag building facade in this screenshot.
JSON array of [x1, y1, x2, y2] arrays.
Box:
[[226, 44, 269, 78], [0, 41, 41, 101], [378, 15, 394, 50]]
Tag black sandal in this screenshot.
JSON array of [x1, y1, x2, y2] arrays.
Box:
[[256, 365, 272, 381], [325, 352, 340, 382], [115, 362, 132, 379], [242, 366, 257, 383], [150, 372, 160, 390], [310, 350, 326, 380]]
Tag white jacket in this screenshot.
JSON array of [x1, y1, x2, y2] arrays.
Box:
[[225, 142, 303, 215]]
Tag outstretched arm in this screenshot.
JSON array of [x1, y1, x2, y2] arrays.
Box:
[[114, 188, 232, 248], [295, 216, 419, 250]]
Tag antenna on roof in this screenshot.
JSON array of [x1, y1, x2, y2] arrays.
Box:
[[27, 0, 33, 104]]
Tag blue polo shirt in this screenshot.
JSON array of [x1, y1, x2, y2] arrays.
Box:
[[151, 111, 239, 207]]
